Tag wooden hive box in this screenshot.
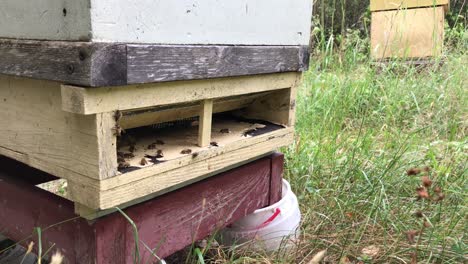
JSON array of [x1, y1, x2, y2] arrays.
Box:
[[0, 0, 312, 46], [0, 1, 313, 214], [0, 73, 300, 214], [370, 0, 448, 60]]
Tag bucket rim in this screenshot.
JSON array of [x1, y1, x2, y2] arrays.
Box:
[[253, 179, 293, 214]]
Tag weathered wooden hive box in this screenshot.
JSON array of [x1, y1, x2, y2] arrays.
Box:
[[0, 0, 313, 213], [370, 0, 448, 60]]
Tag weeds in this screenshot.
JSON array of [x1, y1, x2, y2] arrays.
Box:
[[279, 45, 466, 262]]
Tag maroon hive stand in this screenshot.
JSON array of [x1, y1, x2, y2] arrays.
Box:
[[0, 1, 311, 263], [0, 153, 284, 263]]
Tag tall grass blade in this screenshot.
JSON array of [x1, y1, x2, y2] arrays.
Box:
[[116, 207, 140, 264]]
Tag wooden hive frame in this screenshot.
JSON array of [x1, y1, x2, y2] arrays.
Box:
[[0, 72, 301, 214]]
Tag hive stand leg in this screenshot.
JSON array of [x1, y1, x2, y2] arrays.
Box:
[[198, 99, 213, 147], [269, 152, 285, 205]]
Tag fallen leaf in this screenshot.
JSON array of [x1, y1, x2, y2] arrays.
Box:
[[340, 256, 352, 264], [416, 187, 429, 199], [406, 230, 418, 244], [421, 176, 432, 187], [414, 210, 424, 218], [308, 249, 327, 264], [407, 168, 422, 176], [436, 193, 445, 201], [361, 245, 380, 257]]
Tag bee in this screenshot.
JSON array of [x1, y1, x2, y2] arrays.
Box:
[[156, 149, 164, 158], [180, 149, 192, 154], [129, 145, 136, 153], [114, 110, 123, 122], [243, 129, 256, 137], [144, 153, 164, 164], [122, 152, 135, 159], [147, 143, 157, 149], [210, 142, 219, 147], [127, 135, 136, 146], [112, 125, 125, 137], [118, 161, 130, 170], [140, 158, 148, 166], [220, 128, 231, 134]]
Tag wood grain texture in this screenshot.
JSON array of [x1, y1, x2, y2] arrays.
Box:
[[0, 153, 283, 263], [370, 0, 449, 11], [61, 72, 299, 114], [238, 73, 300, 126], [126, 45, 309, 84], [119, 93, 265, 129], [0, 39, 308, 87], [269, 152, 284, 205], [371, 6, 444, 59], [0, 75, 107, 181], [115, 118, 286, 172], [68, 128, 293, 209], [114, 156, 273, 262], [0, 39, 126, 87], [95, 112, 118, 178], [198, 99, 213, 147]]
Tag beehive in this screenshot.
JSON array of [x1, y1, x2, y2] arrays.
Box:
[[370, 0, 448, 60], [0, 0, 312, 46], [0, 1, 313, 213]]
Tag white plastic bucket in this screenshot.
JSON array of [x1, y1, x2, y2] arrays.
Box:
[[219, 179, 301, 251]]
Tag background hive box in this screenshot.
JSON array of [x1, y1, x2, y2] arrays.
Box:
[[370, 6, 445, 59], [370, 0, 449, 11], [0, 0, 312, 45]]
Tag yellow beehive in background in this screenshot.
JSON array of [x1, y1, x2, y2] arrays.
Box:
[[370, 0, 449, 60]]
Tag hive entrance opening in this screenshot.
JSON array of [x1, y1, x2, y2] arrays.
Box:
[[114, 90, 292, 174], [116, 113, 285, 173]]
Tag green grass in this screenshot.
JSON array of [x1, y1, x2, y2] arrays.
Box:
[[279, 51, 467, 263], [199, 43, 467, 262]]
